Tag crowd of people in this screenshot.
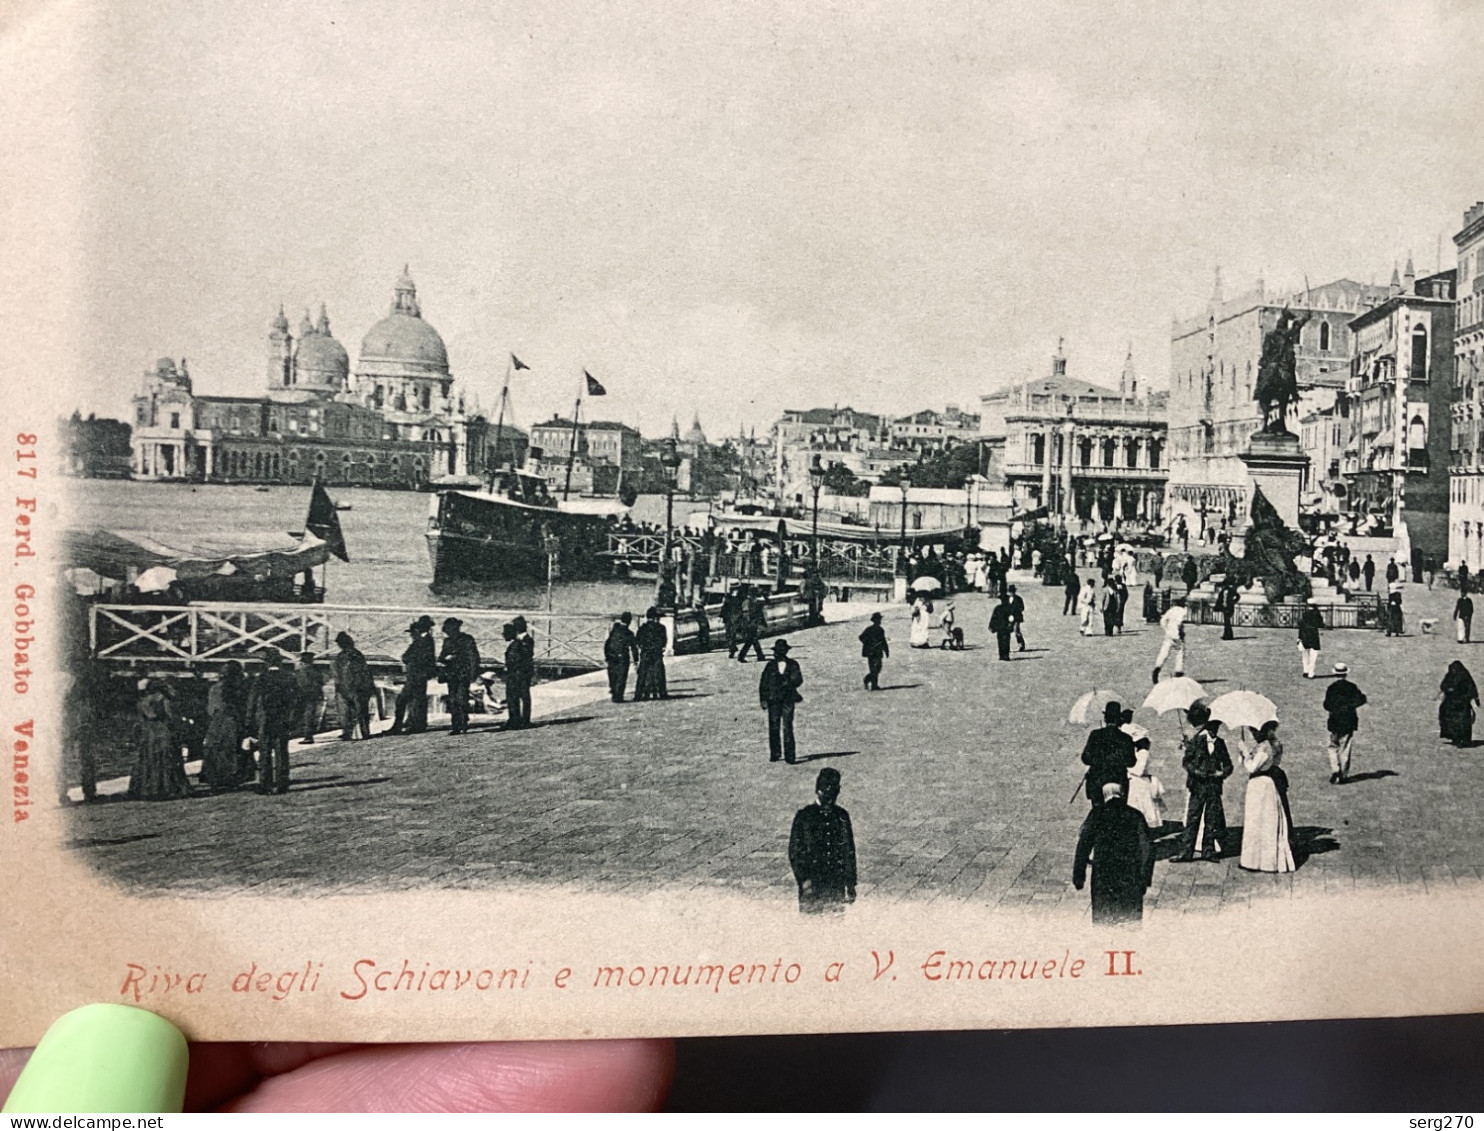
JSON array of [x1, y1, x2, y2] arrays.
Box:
[[118, 613, 541, 800], [77, 509, 1484, 925]]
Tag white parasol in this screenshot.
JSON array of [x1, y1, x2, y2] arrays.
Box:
[[1140, 676, 1207, 715], [134, 565, 179, 593], [1067, 688, 1124, 727], [909, 576, 943, 592], [1207, 690, 1279, 731]]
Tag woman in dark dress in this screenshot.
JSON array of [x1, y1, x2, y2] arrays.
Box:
[[1386, 591, 1404, 637], [199, 661, 247, 790], [634, 606, 669, 701], [1439, 660, 1478, 746], [127, 679, 191, 801]]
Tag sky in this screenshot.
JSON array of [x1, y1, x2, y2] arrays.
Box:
[[5, 0, 1484, 438]]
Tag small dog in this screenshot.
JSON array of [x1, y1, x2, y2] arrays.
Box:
[[939, 626, 966, 650], [1418, 617, 1438, 635]]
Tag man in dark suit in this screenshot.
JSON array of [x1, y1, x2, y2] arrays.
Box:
[[1215, 578, 1238, 640], [438, 617, 481, 736], [858, 612, 889, 690], [1073, 781, 1155, 923], [789, 767, 857, 914], [247, 649, 300, 795], [1323, 662, 1368, 784], [989, 592, 1015, 660], [737, 590, 766, 662], [1080, 700, 1136, 806], [603, 611, 640, 702], [759, 638, 804, 763], [1007, 584, 1027, 651], [389, 615, 436, 735], [1062, 567, 1081, 615], [1174, 702, 1233, 861], [721, 585, 742, 658]]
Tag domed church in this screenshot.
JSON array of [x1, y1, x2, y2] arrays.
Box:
[[132, 269, 497, 487]]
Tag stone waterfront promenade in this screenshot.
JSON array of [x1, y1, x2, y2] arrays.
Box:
[[69, 575, 1484, 914]]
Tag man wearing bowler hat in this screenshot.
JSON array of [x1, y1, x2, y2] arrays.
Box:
[[389, 615, 436, 735], [437, 616, 481, 736], [759, 638, 804, 763], [1080, 699, 1136, 806], [248, 649, 300, 794], [858, 611, 889, 690]]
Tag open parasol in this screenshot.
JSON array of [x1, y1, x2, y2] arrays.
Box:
[[1207, 690, 1278, 731], [1067, 688, 1124, 727], [909, 576, 943, 592], [1140, 676, 1206, 715]]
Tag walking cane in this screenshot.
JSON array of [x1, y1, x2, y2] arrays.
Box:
[[1068, 770, 1088, 805]]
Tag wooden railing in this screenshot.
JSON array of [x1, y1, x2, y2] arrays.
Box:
[[88, 602, 617, 672]]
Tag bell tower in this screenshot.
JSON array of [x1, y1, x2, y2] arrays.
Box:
[[267, 305, 293, 388]]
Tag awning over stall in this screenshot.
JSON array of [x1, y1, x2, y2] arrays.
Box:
[[63, 528, 330, 581]]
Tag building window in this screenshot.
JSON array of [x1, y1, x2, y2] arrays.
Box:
[[169, 412, 180, 429], [1149, 440, 1162, 470], [1319, 322, 1331, 351], [1412, 325, 1429, 382]]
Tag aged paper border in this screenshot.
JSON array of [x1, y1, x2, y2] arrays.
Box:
[[3, 0, 1483, 1045]]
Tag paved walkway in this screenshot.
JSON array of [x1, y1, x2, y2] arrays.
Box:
[[68, 574, 1484, 914]]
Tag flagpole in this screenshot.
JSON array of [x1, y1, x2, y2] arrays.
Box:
[[563, 371, 584, 502], [488, 356, 512, 492]]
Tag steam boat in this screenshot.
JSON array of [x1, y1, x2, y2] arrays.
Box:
[[425, 470, 613, 587]]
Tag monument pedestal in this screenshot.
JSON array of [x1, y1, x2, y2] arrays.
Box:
[[1240, 431, 1307, 530]]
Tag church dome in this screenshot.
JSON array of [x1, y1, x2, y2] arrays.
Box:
[[357, 268, 449, 376], [296, 326, 350, 386]]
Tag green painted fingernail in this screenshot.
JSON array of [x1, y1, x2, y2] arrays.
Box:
[[3, 1004, 188, 1113]]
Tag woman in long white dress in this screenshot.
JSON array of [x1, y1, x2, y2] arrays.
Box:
[[909, 596, 931, 648], [1238, 721, 1296, 873], [1122, 733, 1166, 830]]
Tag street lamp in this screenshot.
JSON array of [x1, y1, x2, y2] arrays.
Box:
[[898, 475, 912, 573], [660, 437, 682, 590], [808, 455, 825, 572]]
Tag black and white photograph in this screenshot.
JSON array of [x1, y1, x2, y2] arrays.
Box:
[[4, 0, 1484, 1058]]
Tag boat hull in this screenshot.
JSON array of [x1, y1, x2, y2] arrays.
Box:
[[425, 490, 612, 587]]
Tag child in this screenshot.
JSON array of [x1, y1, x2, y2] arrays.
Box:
[[939, 602, 957, 649]]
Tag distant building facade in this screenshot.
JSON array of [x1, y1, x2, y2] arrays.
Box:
[[1451, 202, 1484, 570], [131, 269, 487, 487], [61, 413, 132, 478], [528, 416, 642, 496], [1341, 263, 1455, 566], [1298, 405, 1345, 514], [979, 343, 1168, 524], [772, 406, 890, 503], [888, 405, 981, 453], [1167, 273, 1391, 525]]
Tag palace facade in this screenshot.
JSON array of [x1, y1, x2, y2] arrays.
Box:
[[979, 343, 1168, 524], [1166, 272, 1391, 525]]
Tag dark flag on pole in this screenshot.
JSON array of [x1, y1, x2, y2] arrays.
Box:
[[511, 354, 530, 371], [305, 481, 349, 562], [584, 370, 606, 396]]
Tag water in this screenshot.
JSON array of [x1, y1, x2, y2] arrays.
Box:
[[63, 480, 657, 616]]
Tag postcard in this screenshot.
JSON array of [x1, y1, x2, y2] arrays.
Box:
[[3, 0, 1484, 1045]]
